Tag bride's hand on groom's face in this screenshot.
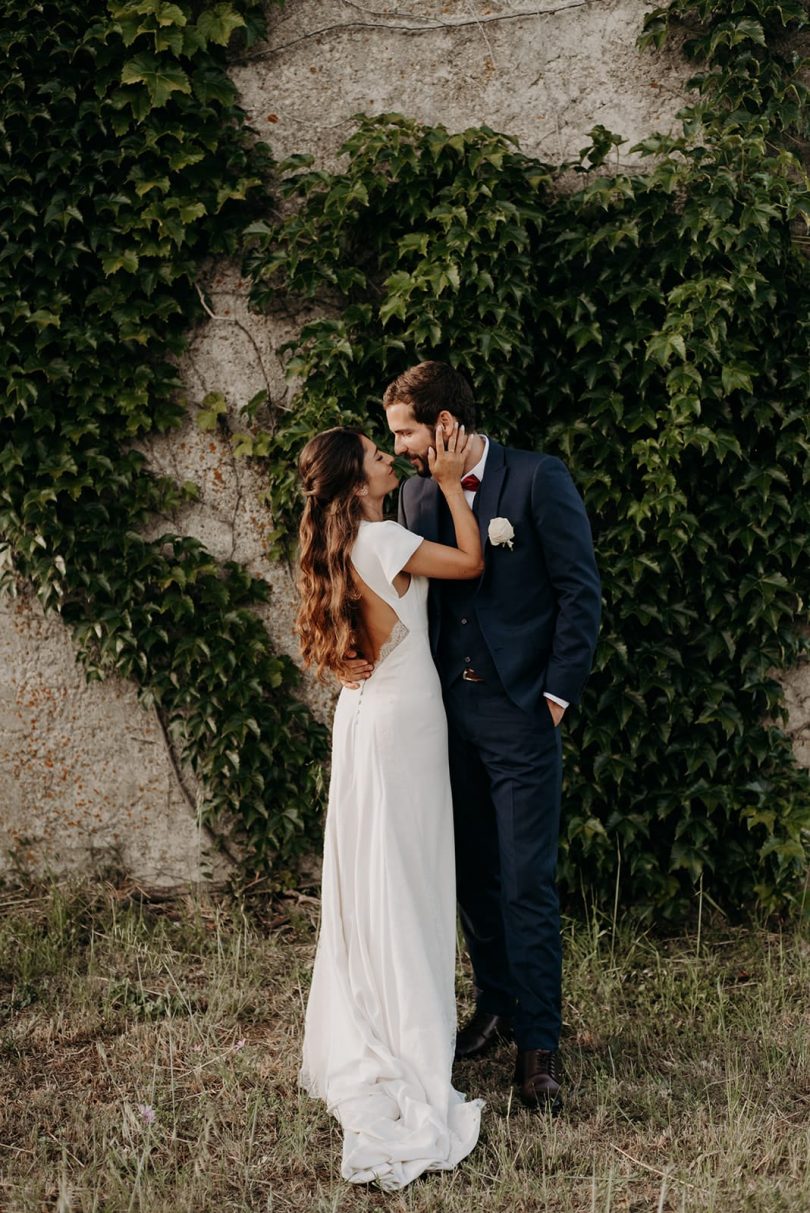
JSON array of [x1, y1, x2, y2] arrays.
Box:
[[338, 648, 374, 690], [427, 422, 469, 488]]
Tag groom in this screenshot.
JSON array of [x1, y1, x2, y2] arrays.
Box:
[[383, 361, 601, 1112]]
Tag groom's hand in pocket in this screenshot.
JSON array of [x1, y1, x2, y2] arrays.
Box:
[[545, 698, 566, 728], [339, 648, 375, 690]]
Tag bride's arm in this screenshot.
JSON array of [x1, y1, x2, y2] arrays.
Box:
[[403, 423, 484, 581]]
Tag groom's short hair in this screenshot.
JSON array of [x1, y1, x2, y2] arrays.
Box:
[[382, 361, 477, 430]]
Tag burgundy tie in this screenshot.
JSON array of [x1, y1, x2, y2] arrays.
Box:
[[461, 474, 481, 492]]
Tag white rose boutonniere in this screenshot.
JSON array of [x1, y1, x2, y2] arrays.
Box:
[[488, 517, 515, 550]]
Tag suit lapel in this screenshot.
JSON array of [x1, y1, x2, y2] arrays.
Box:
[[476, 439, 507, 558], [402, 476, 443, 654], [402, 475, 442, 543]]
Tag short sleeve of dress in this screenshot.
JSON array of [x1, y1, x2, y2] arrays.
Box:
[[351, 521, 424, 597]]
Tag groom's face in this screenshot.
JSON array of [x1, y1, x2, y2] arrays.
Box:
[[386, 401, 440, 478]]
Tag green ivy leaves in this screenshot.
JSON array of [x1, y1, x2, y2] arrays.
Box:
[[0, 0, 328, 882], [2, 0, 808, 910], [121, 53, 192, 107], [245, 5, 810, 915], [198, 4, 247, 46]]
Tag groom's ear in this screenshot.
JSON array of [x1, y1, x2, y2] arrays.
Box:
[[436, 409, 456, 437]]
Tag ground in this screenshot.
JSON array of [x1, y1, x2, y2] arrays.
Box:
[[0, 880, 807, 1212]]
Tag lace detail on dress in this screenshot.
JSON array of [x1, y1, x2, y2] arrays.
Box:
[[377, 619, 408, 666]]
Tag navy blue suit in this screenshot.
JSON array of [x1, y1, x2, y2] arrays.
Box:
[[398, 439, 601, 1050]]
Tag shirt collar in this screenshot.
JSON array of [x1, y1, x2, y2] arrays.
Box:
[[464, 434, 489, 485]]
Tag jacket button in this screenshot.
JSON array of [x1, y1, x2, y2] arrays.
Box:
[[461, 617, 468, 625], [464, 656, 471, 664]]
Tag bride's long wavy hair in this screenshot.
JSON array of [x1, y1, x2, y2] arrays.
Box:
[[296, 427, 367, 679]]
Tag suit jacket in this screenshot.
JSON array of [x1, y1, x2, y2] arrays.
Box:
[[398, 439, 601, 712]]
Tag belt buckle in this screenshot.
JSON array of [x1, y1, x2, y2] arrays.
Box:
[[462, 669, 485, 683]]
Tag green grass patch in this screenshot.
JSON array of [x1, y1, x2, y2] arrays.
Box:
[[0, 880, 807, 1211]]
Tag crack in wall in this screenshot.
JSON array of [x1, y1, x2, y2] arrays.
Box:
[[239, 1, 591, 62]]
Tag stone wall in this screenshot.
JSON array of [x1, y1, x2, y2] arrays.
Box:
[[2, 1, 806, 885], [0, 586, 229, 887]]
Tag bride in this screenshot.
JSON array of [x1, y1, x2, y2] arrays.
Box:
[[295, 421, 484, 1191]]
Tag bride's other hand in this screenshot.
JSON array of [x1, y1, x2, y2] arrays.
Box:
[[427, 422, 468, 491]]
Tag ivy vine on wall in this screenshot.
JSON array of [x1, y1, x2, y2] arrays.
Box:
[[244, 0, 810, 914], [1, 0, 808, 915], [0, 1, 327, 878]]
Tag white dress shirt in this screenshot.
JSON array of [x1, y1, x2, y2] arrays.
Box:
[[462, 435, 489, 507], [463, 435, 569, 712]]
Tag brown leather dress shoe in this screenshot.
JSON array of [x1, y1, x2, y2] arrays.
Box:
[[454, 1010, 513, 1060], [514, 1048, 563, 1113]]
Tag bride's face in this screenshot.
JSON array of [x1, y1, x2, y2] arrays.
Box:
[[359, 435, 398, 498]]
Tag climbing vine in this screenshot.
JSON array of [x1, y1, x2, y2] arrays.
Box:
[[1, 0, 808, 913], [0, 1, 327, 878], [245, 0, 810, 914]]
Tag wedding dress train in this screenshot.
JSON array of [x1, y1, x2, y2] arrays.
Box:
[[300, 520, 482, 1191]]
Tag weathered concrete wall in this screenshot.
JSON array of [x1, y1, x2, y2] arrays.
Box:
[[3, 0, 807, 885], [0, 586, 229, 887], [233, 0, 690, 169]]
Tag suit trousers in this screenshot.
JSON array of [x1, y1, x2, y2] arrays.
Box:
[[443, 675, 563, 1052]]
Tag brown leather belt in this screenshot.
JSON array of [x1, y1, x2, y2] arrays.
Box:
[[462, 669, 485, 683]]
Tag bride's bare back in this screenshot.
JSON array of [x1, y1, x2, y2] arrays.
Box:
[[352, 568, 411, 663]]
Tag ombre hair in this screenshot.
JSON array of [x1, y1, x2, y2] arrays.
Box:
[[295, 428, 366, 679]]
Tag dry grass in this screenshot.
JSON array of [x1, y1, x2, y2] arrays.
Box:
[[0, 879, 807, 1212]]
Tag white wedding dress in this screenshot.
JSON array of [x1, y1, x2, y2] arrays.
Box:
[[300, 520, 482, 1191]]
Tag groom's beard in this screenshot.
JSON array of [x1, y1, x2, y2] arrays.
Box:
[[408, 452, 431, 477]]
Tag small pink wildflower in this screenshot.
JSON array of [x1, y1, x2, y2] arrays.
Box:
[[234, 1039, 246, 1052], [137, 1103, 156, 1125]]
